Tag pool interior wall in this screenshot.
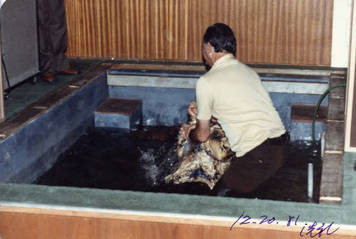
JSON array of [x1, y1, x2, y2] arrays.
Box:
[[0, 67, 356, 231], [0, 71, 108, 183], [108, 84, 327, 141]]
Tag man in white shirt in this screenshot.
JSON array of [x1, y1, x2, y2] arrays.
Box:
[[180, 23, 288, 193]]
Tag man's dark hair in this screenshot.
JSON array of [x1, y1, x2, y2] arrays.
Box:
[[203, 23, 236, 56]]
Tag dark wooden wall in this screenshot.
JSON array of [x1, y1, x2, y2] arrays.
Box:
[[64, 0, 333, 66]]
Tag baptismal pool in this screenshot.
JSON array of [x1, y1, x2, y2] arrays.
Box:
[[36, 126, 322, 203], [1, 63, 355, 238]]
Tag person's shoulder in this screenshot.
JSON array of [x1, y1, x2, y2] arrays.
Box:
[[197, 75, 208, 85], [199, 70, 215, 84], [201, 66, 222, 81], [235, 61, 260, 79], [196, 75, 212, 90]]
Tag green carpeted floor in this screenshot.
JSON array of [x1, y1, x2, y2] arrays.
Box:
[[3, 59, 102, 119]]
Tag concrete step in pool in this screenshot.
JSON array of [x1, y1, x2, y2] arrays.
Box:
[[94, 98, 142, 129], [290, 104, 327, 141]]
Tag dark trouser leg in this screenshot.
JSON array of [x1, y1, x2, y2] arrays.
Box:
[[37, 0, 69, 73], [218, 134, 288, 193], [37, 0, 52, 73]]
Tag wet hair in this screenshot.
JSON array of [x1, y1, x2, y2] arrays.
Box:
[[203, 23, 236, 56]]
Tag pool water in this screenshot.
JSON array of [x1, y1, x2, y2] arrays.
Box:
[[35, 126, 322, 203]]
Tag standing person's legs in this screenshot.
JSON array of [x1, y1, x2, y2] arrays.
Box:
[[47, 0, 70, 72], [37, 0, 54, 75], [37, 0, 75, 81]]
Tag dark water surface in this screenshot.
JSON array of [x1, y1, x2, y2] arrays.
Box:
[[36, 127, 322, 203]]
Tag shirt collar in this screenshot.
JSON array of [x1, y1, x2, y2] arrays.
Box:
[[210, 53, 236, 71]]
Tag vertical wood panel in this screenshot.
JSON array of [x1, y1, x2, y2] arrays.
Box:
[[64, 0, 333, 66]]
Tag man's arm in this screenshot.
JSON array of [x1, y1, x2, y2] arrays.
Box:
[[189, 119, 210, 142], [179, 101, 210, 143]]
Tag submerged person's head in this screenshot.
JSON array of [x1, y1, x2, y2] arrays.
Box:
[[202, 23, 236, 59]]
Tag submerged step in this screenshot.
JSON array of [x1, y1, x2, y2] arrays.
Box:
[[290, 104, 327, 141], [94, 98, 142, 129], [291, 104, 327, 123]]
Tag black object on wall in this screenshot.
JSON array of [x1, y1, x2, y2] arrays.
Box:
[[0, 0, 39, 90]]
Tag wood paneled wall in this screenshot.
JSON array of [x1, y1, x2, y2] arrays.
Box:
[[64, 0, 333, 66], [1, 208, 356, 239]]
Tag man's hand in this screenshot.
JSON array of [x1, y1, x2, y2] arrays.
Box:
[[188, 101, 197, 119], [179, 123, 195, 140]]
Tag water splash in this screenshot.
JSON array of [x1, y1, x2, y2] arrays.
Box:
[[138, 144, 180, 187]]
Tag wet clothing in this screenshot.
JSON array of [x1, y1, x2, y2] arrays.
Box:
[[37, 0, 70, 73], [196, 54, 285, 157], [166, 120, 234, 190]]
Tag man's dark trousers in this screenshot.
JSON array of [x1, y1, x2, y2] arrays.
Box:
[[37, 0, 70, 73]]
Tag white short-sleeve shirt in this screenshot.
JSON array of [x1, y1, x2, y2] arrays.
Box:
[[196, 54, 286, 157]]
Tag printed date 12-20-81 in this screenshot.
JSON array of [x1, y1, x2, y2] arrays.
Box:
[[229, 211, 340, 238]]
